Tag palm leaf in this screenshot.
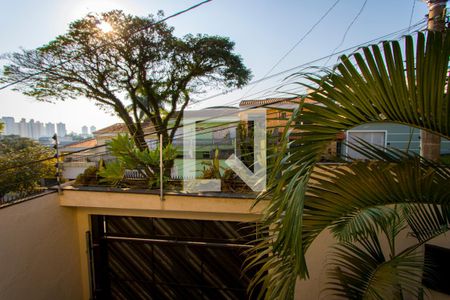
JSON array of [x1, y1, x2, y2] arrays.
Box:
[[250, 30, 450, 298], [304, 156, 450, 247], [326, 233, 424, 300]]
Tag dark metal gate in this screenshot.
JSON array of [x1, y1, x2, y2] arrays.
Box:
[[89, 215, 260, 300]]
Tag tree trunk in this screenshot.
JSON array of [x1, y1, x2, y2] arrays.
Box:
[[115, 105, 147, 151]]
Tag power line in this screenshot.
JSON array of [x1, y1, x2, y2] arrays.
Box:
[[0, 97, 300, 172], [0, 20, 427, 172], [0, 0, 212, 91], [238, 0, 341, 101], [55, 109, 290, 177], [59, 20, 429, 146], [409, 0, 417, 30], [322, 0, 368, 67], [190, 19, 426, 109]]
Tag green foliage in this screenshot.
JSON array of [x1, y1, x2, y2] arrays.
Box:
[[0, 135, 39, 154], [0, 136, 55, 197], [200, 148, 248, 193], [98, 134, 177, 188], [249, 30, 450, 299], [201, 148, 222, 179], [98, 161, 125, 186], [327, 227, 424, 300], [74, 165, 103, 186], [237, 121, 255, 170], [1, 10, 251, 147]]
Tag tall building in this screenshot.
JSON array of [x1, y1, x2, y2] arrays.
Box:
[[81, 125, 89, 136], [18, 118, 29, 138], [1, 117, 68, 139], [36, 121, 45, 138], [90, 126, 97, 134], [56, 122, 67, 137], [45, 122, 56, 137], [1, 117, 17, 135], [28, 119, 37, 139]]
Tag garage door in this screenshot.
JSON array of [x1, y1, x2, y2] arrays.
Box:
[[88, 215, 260, 300]]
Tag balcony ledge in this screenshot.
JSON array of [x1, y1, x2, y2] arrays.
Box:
[[60, 185, 266, 218]]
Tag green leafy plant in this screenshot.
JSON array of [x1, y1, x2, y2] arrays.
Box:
[[248, 30, 450, 299], [200, 148, 248, 192], [98, 134, 177, 188], [201, 148, 222, 179]]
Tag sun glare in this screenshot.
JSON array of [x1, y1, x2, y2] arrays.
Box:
[[98, 21, 113, 33]]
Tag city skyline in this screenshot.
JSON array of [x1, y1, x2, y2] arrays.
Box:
[[1, 116, 97, 139]]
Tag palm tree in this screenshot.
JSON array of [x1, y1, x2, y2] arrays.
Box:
[[247, 30, 450, 299]]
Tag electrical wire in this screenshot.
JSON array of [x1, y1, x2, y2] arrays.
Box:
[[1, 98, 299, 172], [58, 109, 290, 178], [409, 0, 417, 30], [0, 20, 427, 172], [266, 0, 341, 74], [190, 19, 426, 109], [238, 0, 341, 101], [322, 0, 368, 67], [199, 21, 426, 109], [0, 0, 212, 91]]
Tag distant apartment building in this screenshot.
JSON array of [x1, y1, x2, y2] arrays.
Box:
[[45, 122, 56, 137], [90, 125, 96, 134], [37, 121, 45, 138], [1, 117, 17, 135], [28, 119, 42, 139], [81, 126, 88, 136], [0, 116, 65, 140], [56, 122, 67, 137], [18, 118, 28, 137]]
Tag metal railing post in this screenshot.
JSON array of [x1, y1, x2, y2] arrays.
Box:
[[159, 134, 164, 201]]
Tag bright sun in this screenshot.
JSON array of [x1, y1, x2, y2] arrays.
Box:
[[98, 21, 113, 33]]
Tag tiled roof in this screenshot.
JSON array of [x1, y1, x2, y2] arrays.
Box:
[[239, 97, 316, 108], [63, 138, 97, 148], [93, 122, 155, 135], [93, 123, 127, 134]]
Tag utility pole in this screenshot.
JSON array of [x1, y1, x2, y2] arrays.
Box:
[[421, 0, 447, 160]]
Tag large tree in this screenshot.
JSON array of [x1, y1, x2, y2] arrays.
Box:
[[1, 10, 251, 149]]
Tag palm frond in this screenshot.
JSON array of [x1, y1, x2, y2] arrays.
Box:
[[402, 203, 450, 242], [250, 30, 450, 297], [326, 234, 424, 300]]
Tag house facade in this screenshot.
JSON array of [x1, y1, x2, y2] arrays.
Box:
[[344, 122, 450, 159]]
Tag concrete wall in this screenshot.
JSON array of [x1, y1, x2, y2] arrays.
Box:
[[0, 192, 82, 300], [295, 229, 450, 300], [62, 161, 96, 179]]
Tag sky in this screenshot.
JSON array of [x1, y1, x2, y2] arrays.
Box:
[[0, 0, 430, 133]]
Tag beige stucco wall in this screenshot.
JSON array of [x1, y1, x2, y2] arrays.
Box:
[[295, 229, 450, 300], [0, 192, 82, 300]]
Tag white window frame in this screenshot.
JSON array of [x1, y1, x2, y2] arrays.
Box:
[[345, 130, 388, 158]]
